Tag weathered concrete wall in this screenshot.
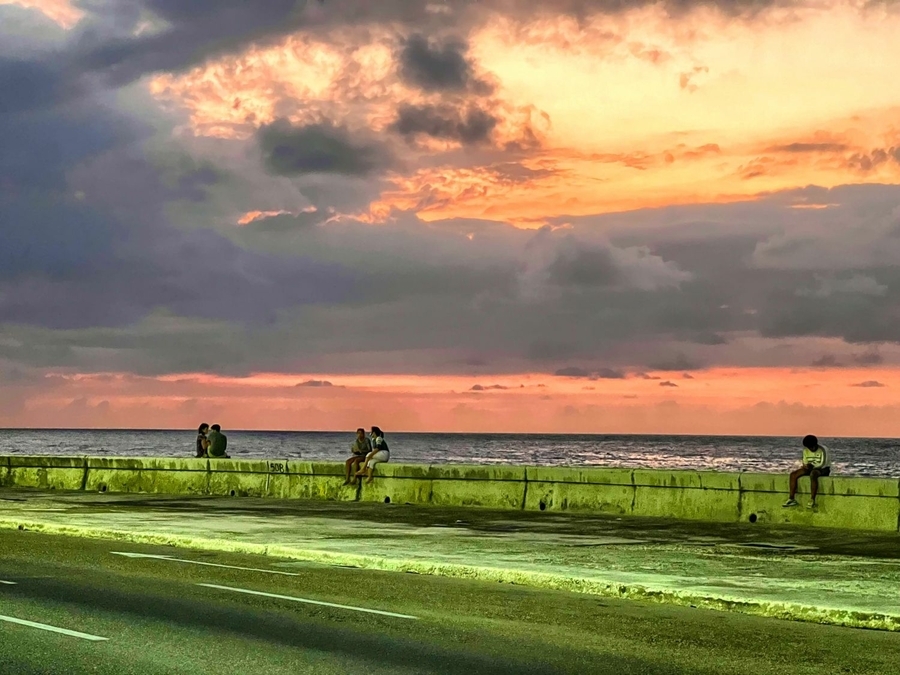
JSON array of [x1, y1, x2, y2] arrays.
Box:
[[5, 456, 87, 491], [1, 455, 898, 532], [524, 467, 634, 515], [86, 457, 208, 495]]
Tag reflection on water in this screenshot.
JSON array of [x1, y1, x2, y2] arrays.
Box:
[[0, 430, 898, 477]]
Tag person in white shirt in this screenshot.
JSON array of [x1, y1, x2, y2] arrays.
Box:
[[783, 434, 832, 509], [356, 426, 390, 485]]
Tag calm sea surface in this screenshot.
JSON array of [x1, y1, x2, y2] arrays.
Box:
[[0, 429, 898, 477]]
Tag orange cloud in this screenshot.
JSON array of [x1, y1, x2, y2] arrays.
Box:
[[1, 0, 83, 28]]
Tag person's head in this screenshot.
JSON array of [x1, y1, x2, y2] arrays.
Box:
[[802, 434, 818, 451], [371, 426, 383, 438], [211, 424, 221, 432], [198, 423, 209, 434], [356, 428, 365, 440]]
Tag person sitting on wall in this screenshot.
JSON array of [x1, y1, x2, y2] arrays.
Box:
[[356, 426, 389, 485], [783, 434, 831, 509], [344, 427, 372, 485], [196, 423, 210, 458], [206, 424, 230, 459]]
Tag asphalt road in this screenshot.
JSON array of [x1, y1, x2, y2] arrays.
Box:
[[1, 530, 900, 675]]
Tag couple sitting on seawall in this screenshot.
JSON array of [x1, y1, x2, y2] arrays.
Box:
[[344, 426, 390, 485], [195, 423, 230, 459]]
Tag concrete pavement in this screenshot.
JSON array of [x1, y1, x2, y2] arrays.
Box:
[[2, 488, 900, 631], [3, 529, 900, 674]]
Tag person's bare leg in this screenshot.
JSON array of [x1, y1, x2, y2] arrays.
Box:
[[365, 465, 374, 485], [810, 469, 821, 504], [788, 467, 806, 500], [344, 457, 356, 484]]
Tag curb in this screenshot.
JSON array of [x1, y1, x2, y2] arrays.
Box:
[[1, 517, 898, 632]]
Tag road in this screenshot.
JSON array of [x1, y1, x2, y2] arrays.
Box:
[[2, 531, 900, 674]]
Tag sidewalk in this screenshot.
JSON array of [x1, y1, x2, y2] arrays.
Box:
[[2, 488, 900, 630]]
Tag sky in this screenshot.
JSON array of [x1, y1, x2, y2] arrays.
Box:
[[2, 0, 900, 435]]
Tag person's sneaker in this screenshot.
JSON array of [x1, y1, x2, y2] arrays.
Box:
[[806, 501, 817, 510], [782, 498, 799, 508]]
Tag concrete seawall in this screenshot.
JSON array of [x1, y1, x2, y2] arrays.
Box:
[[2, 455, 898, 532]]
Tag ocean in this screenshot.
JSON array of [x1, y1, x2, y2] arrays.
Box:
[[0, 429, 897, 477]]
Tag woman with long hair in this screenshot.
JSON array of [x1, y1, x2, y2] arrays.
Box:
[[196, 423, 209, 458], [356, 426, 390, 485]]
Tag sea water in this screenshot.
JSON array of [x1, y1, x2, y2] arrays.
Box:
[[0, 429, 898, 477]]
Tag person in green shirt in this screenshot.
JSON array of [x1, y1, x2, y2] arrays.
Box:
[[206, 424, 229, 459], [784, 434, 831, 508]]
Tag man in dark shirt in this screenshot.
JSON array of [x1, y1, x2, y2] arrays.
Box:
[[207, 424, 229, 459]]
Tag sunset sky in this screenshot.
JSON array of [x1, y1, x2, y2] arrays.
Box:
[[3, 0, 900, 435]]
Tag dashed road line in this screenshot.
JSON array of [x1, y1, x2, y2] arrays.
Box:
[[197, 583, 419, 620], [111, 551, 301, 576], [0, 614, 109, 641]]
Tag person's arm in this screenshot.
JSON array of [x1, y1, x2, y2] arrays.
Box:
[[365, 438, 378, 460], [811, 446, 827, 469], [801, 448, 813, 469], [804, 447, 824, 469]]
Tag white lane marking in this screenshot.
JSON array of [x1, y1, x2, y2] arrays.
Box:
[[111, 551, 300, 576], [198, 583, 419, 620], [0, 614, 109, 641], [0, 580, 17, 585]]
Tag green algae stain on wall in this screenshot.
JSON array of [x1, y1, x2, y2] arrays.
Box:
[[7, 456, 86, 491], [85, 457, 208, 495], [524, 467, 634, 514], [428, 464, 526, 509], [359, 464, 433, 505], [0, 456, 10, 488]]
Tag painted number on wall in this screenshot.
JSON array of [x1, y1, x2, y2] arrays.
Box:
[[268, 462, 287, 473]]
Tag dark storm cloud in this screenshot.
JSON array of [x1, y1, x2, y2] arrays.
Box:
[[692, 332, 729, 345], [391, 104, 498, 146], [554, 366, 625, 378], [0, 50, 355, 331], [757, 277, 900, 344], [766, 142, 850, 153], [0, 58, 75, 115], [555, 366, 591, 377], [0, 57, 133, 281], [846, 147, 900, 172], [811, 355, 842, 368], [546, 247, 620, 288], [397, 34, 491, 94], [648, 354, 702, 371], [258, 120, 387, 176], [74, 0, 310, 86], [854, 351, 884, 365]]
